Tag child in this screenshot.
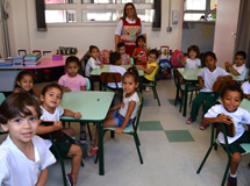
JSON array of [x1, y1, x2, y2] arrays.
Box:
[[0, 93, 56, 185], [13, 70, 36, 95], [186, 51, 230, 128], [108, 51, 126, 89], [58, 56, 87, 91], [36, 83, 82, 186], [182, 45, 201, 69], [225, 51, 248, 81], [132, 35, 147, 66], [203, 83, 250, 186], [139, 49, 159, 84], [241, 71, 250, 99], [85, 45, 102, 77], [117, 42, 131, 65]]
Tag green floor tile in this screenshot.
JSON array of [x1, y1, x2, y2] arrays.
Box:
[[139, 121, 163, 131], [165, 130, 194, 142]]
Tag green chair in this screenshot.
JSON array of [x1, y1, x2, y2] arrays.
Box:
[[96, 94, 144, 164], [142, 67, 161, 106], [0, 93, 5, 105], [196, 123, 250, 186]]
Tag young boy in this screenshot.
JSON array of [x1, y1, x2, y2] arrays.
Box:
[[139, 49, 159, 84], [225, 51, 248, 81], [0, 93, 56, 186], [186, 51, 230, 128], [203, 83, 250, 186], [241, 71, 250, 99], [117, 42, 131, 65]]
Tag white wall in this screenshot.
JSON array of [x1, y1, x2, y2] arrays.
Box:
[[8, 0, 184, 55], [213, 0, 240, 66]]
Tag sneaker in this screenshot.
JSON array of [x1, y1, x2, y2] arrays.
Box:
[[145, 87, 150, 92], [79, 130, 87, 144], [199, 125, 207, 130], [227, 176, 237, 186], [66, 174, 74, 186], [186, 118, 193, 125], [89, 146, 98, 157]]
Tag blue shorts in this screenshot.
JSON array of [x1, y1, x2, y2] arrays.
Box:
[[113, 111, 135, 128]]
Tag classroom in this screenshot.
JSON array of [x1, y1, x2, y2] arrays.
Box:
[[0, 0, 250, 186]]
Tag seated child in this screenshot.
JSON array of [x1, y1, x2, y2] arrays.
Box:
[[139, 49, 159, 83], [108, 51, 126, 89], [58, 56, 87, 91], [203, 83, 250, 186], [241, 71, 250, 99], [132, 35, 147, 66], [117, 42, 131, 65], [186, 51, 230, 128], [225, 51, 248, 81], [182, 45, 201, 69], [85, 45, 102, 77], [36, 83, 82, 186], [0, 93, 56, 186]]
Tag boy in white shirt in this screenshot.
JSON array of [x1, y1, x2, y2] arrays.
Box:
[[241, 71, 250, 99], [203, 83, 250, 186], [0, 93, 56, 186], [225, 51, 248, 81]]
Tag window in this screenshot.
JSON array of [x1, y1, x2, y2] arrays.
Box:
[[184, 0, 217, 21], [45, 0, 154, 24]]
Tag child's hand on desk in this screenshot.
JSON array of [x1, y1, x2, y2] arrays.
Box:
[[53, 121, 63, 131], [115, 127, 123, 134], [73, 112, 81, 119], [216, 114, 233, 125]]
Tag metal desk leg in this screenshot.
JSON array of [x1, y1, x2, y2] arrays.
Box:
[[183, 83, 188, 117], [98, 122, 104, 175]]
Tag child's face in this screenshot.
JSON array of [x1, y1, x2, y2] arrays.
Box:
[[91, 48, 100, 59], [188, 50, 198, 60], [1, 106, 39, 144], [18, 75, 33, 92], [118, 46, 126, 55], [41, 87, 62, 110], [66, 62, 79, 77], [222, 90, 241, 112], [205, 56, 216, 71], [148, 53, 157, 63], [137, 39, 145, 48], [234, 55, 245, 67], [122, 75, 138, 95]]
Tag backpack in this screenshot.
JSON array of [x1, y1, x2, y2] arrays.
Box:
[[171, 49, 184, 68]]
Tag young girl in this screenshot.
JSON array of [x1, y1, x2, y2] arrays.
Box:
[[108, 51, 126, 89], [186, 52, 230, 127], [117, 42, 131, 65], [13, 70, 36, 95], [58, 56, 87, 91], [225, 51, 248, 81], [132, 35, 147, 66], [36, 83, 82, 186], [0, 93, 56, 186], [203, 83, 250, 186], [182, 45, 201, 69], [85, 45, 102, 77]]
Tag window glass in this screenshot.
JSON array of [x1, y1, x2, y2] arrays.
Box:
[[184, 13, 205, 21], [45, 0, 76, 4], [45, 10, 76, 23], [185, 0, 206, 10]]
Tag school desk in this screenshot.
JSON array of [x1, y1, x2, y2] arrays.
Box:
[[60, 91, 114, 175]]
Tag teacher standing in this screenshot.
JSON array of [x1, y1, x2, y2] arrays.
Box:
[[114, 3, 146, 56]]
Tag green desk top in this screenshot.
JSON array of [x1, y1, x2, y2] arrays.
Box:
[[90, 65, 144, 76], [240, 99, 250, 112], [61, 91, 114, 122], [177, 68, 202, 81]]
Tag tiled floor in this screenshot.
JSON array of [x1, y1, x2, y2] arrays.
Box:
[[2, 79, 250, 186]]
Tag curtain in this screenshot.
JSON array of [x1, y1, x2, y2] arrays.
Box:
[[235, 0, 250, 67]]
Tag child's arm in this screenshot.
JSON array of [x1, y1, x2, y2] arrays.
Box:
[[116, 101, 136, 134], [80, 86, 86, 91], [63, 109, 81, 119], [36, 121, 63, 135], [203, 114, 234, 128], [197, 76, 204, 89], [35, 168, 48, 186], [110, 102, 123, 112]]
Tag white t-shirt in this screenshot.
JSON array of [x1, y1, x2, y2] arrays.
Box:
[[241, 81, 250, 94], [198, 67, 229, 92], [185, 58, 201, 69], [108, 65, 126, 88], [119, 92, 140, 119], [85, 57, 101, 77], [0, 135, 56, 186], [40, 106, 64, 121], [114, 18, 145, 36], [233, 64, 248, 81], [204, 104, 250, 144]]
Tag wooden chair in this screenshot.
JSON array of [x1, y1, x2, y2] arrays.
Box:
[[196, 123, 250, 186]]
